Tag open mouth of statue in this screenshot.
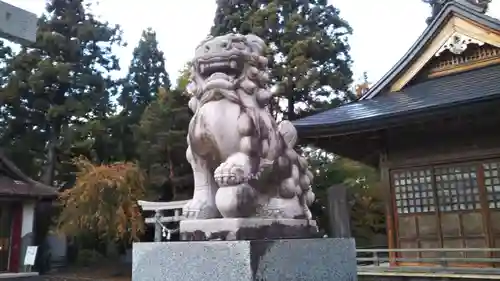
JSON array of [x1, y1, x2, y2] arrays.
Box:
[[197, 58, 242, 81]]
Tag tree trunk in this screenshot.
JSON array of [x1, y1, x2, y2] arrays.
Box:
[[40, 133, 57, 185], [287, 95, 295, 121], [167, 150, 177, 200], [40, 120, 61, 186]]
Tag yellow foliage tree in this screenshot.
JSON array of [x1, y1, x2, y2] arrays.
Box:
[[354, 71, 371, 99], [57, 157, 146, 242]]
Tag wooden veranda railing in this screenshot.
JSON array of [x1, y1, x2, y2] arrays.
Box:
[[357, 248, 500, 276]]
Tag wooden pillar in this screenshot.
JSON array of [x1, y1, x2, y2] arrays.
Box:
[[327, 184, 351, 238], [380, 153, 397, 266], [9, 203, 22, 272]]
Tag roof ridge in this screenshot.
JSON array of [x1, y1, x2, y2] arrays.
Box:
[[358, 0, 499, 101], [451, 0, 489, 13]]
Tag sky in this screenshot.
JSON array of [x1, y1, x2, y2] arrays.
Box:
[[3, 0, 500, 85]]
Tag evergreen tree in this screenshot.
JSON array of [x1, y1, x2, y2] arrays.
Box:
[[211, 0, 353, 120], [117, 28, 170, 161], [0, 0, 124, 185], [307, 150, 383, 244], [0, 42, 46, 176], [175, 63, 192, 91], [135, 87, 191, 201]]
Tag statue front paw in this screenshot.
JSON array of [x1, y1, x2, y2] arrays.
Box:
[[214, 152, 253, 186], [182, 199, 220, 219]]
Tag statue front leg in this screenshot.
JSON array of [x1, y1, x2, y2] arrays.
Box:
[[183, 145, 221, 219], [214, 135, 260, 218]]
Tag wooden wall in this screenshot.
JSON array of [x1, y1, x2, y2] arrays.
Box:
[[379, 117, 500, 267]]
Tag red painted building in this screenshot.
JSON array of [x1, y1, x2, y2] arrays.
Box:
[[0, 153, 57, 273]]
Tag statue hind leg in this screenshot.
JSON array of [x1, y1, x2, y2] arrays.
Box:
[[183, 145, 221, 219]]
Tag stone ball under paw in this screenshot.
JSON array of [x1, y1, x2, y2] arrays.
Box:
[[215, 183, 257, 218]]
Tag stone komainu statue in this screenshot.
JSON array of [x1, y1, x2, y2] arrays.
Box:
[[183, 33, 314, 220]]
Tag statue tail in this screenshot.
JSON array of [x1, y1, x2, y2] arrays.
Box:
[[277, 120, 298, 148]]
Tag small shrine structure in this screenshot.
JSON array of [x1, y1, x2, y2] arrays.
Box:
[[0, 1, 55, 277], [0, 153, 57, 273]]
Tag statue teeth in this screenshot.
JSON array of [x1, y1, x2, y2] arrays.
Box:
[[230, 61, 237, 69], [211, 62, 226, 68]]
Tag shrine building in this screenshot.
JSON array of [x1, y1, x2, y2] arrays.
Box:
[[294, 0, 500, 267], [0, 1, 53, 277], [0, 153, 57, 274]]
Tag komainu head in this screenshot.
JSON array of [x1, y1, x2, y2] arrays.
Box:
[[186, 33, 271, 110]]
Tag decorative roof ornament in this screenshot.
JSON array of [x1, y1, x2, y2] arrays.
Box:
[[466, 0, 491, 13], [423, 0, 448, 25], [435, 32, 485, 56], [422, 0, 491, 25]]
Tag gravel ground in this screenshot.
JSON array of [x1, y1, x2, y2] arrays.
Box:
[[32, 263, 131, 281]]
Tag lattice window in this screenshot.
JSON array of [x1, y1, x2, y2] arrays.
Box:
[[393, 169, 435, 214], [435, 165, 480, 212], [483, 162, 500, 209], [392, 160, 500, 214]]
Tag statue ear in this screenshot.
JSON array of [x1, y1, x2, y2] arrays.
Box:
[[244, 34, 266, 54]]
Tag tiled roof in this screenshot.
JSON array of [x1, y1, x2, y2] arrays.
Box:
[[0, 153, 57, 198], [0, 176, 57, 197], [293, 64, 500, 134], [360, 0, 500, 100]]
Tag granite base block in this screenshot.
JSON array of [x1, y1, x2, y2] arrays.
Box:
[[133, 238, 357, 281]]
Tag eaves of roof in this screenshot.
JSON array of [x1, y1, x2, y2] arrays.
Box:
[[293, 64, 500, 137]]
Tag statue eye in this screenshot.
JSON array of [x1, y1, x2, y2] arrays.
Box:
[[232, 42, 246, 50]]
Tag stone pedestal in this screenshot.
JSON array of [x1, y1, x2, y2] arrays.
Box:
[[133, 238, 357, 281], [180, 218, 319, 240]]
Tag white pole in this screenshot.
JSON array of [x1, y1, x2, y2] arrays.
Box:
[[154, 211, 162, 242]]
